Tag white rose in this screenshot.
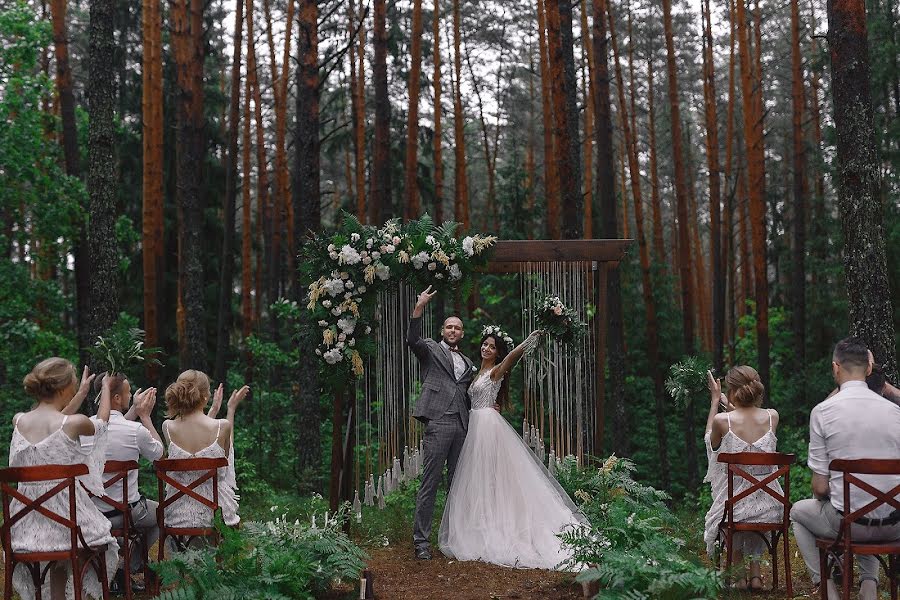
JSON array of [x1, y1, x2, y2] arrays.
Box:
[[329, 251, 339, 260], [462, 236, 475, 257], [426, 235, 436, 246], [318, 320, 328, 327], [337, 318, 356, 334], [449, 264, 462, 280], [322, 300, 332, 308], [392, 236, 401, 245], [349, 338, 356, 347], [427, 262, 437, 271], [331, 307, 342, 316], [365, 326, 372, 334], [375, 263, 390, 281], [345, 281, 354, 289], [362, 256, 372, 265], [344, 292, 353, 299], [338, 245, 362, 265], [336, 341, 345, 349], [327, 244, 335, 252], [366, 238, 374, 249], [372, 251, 381, 260], [351, 232, 361, 242], [358, 285, 367, 293], [385, 244, 395, 253], [338, 333, 347, 341]]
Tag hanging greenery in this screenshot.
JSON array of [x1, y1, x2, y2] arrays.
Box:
[[299, 213, 496, 389], [534, 294, 588, 345]]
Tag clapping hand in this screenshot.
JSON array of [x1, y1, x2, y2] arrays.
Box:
[[77, 366, 96, 398], [135, 388, 157, 419], [227, 385, 250, 414], [707, 370, 731, 411], [207, 383, 224, 417]]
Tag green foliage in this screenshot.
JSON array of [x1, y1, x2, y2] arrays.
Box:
[[88, 312, 162, 374], [152, 509, 366, 600], [556, 456, 721, 599], [665, 357, 711, 409], [534, 294, 588, 345]]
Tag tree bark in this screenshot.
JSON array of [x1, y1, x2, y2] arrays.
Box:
[[545, 0, 582, 240], [370, 0, 391, 226], [214, 0, 243, 384], [646, 39, 665, 269], [172, 0, 207, 370], [790, 0, 808, 398], [537, 0, 559, 238], [248, 7, 271, 328], [404, 0, 425, 220], [241, 44, 253, 343], [433, 0, 444, 224], [827, 0, 898, 379], [452, 0, 470, 229], [351, 0, 366, 222], [87, 0, 120, 361], [735, 0, 769, 392], [724, 0, 738, 360], [580, 0, 595, 239]]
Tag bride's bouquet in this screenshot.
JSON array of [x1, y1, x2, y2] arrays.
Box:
[[534, 295, 587, 346]]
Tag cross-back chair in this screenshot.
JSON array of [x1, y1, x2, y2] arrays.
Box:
[[716, 451, 796, 596], [0, 464, 110, 600], [816, 458, 900, 600]]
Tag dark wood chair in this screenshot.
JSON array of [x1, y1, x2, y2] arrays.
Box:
[[717, 451, 796, 596], [154, 457, 227, 569], [816, 458, 900, 600], [0, 464, 110, 600], [83, 460, 149, 600]]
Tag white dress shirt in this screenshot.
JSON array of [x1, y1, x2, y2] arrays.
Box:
[[808, 380, 900, 518], [440, 340, 466, 381], [84, 411, 164, 511]]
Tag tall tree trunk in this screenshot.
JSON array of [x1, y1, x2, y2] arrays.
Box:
[[828, 0, 898, 379], [404, 0, 425, 219], [701, 0, 724, 372], [537, 0, 559, 238], [351, 0, 366, 222], [294, 0, 323, 489], [172, 0, 207, 370], [591, 0, 624, 460], [452, 0, 470, 229], [646, 40, 665, 269], [790, 0, 807, 400], [580, 0, 595, 239], [433, 0, 444, 224], [51, 0, 91, 366], [241, 44, 253, 343], [248, 8, 271, 325], [370, 0, 391, 225], [87, 0, 120, 360], [735, 0, 769, 392], [724, 0, 738, 360], [546, 0, 582, 239], [214, 0, 243, 384], [661, 0, 697, 491]]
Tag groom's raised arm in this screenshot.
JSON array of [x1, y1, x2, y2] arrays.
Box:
[[408, 286, 436, 361]]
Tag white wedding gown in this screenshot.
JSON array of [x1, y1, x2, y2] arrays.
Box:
[[439, 371, 586, 570]]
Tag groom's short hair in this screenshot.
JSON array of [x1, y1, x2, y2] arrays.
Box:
[[443, 316, 463, 329], [833, 337, 870, 371]]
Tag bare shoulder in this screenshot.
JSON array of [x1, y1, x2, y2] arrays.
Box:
[[768, 408, 780, 424], [712, 412, 729, 431], [11, 412, 23, 427], [63, 413, 93, 436]]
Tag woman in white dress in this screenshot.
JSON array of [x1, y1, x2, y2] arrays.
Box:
[[439, 328, 586, 570], [161, 370, 248, 531], [703, 365, 784, 591], [8, 358, 119, 600]]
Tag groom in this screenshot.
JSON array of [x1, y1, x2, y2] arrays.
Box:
[[408, 286, 475, 560]]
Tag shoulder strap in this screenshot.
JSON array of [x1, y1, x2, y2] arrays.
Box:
[[59, 415, 68, 430], [767, 409, 773, 431], [726, 411, 732, 431], [216, 419, 222, 438]]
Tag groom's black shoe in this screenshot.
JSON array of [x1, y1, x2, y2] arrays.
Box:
[[415, 546, 432, 560]]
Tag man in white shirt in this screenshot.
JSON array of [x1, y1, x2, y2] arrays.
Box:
[[791, 338, 900, 600], [88, 374, 164, 593]]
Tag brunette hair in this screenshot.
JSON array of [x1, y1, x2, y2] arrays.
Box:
[[481, 334, 511, 409], [91, 371, 128, 398], [833, 337, 870, 371], [725, 365, 766, 408], [165, 370, 211, 418], [23, 357, 77, 400]]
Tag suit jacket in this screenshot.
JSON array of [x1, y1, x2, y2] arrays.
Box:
[[407, 316, 474, 429]]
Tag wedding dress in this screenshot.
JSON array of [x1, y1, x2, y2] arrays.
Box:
[[438, 371, 585, 570]]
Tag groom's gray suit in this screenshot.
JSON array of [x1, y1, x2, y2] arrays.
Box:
[[408, 315, 474, 552]]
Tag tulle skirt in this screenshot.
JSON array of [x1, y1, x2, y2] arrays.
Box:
[[438, 408, 585, 570]]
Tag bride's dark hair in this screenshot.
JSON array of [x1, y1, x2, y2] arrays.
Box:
[[481, 334, 511, 410]]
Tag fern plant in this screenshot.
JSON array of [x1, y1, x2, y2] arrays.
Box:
[[88, 312, 162, 374], [665, 356, 711, 408]]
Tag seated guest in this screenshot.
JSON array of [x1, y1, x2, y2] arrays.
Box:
[[74, 374, 164, 593], [161, 370, 248, 531], [866, 355, 900, 407], [703, 366, 783, 591], [791, 338, 900, 600], [8, 360, 119, 600]]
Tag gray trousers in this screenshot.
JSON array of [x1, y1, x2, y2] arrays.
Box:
[[413, 413, 466, 550], [107, 497, 159, 572], [791, 498, 900, 585]]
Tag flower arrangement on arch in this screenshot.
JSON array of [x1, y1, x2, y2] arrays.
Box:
[[300, 213, 497, 387], [534, 295, 587, 346]]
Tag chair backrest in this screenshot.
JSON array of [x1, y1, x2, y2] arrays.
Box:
[[91, 459, 140, 513], [718, 452, 796, 525], [0, 464, 90, 555], [154, 457, 228, 528], [829, 458, 900, 524]]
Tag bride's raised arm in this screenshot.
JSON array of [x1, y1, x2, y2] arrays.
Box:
[[490, 330, 543, 382]]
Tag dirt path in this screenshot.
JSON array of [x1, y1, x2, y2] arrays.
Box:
[[361, 546, 585, 600]]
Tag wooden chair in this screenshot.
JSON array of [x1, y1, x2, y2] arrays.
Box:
[[816, 458, 900, 600], [717, 451, 796, 596], [0, 464, 110, 600], [154, 457, 227, 560], [83, 460, 148, 600]]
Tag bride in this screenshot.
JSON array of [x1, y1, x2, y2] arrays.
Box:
[[438, 325, 585, 570]]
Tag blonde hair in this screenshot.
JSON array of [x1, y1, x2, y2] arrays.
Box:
[[165, 370, 210, 418], [725, 365, 766, 408], [23, 357, 78, 401]]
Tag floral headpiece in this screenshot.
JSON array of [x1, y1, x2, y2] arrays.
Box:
[[481, 325, 514, 348]]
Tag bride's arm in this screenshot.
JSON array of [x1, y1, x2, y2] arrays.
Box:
[[490, 330, 542, 381]]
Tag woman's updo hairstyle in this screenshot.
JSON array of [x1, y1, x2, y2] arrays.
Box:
[[165, 370, 211, 418], [23, 357, 77, 400], [725, 365, 765, 408]]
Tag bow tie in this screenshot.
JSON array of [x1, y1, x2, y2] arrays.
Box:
[[447, 346, 459, 353]]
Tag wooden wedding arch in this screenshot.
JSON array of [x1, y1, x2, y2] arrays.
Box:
[[330, 238, 632, 511]]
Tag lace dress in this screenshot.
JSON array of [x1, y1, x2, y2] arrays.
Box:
[[439, 371, 586, 570], [162, 420, 240, 529], [7, 416, 119, 600], [703, 410, 784, 557]]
